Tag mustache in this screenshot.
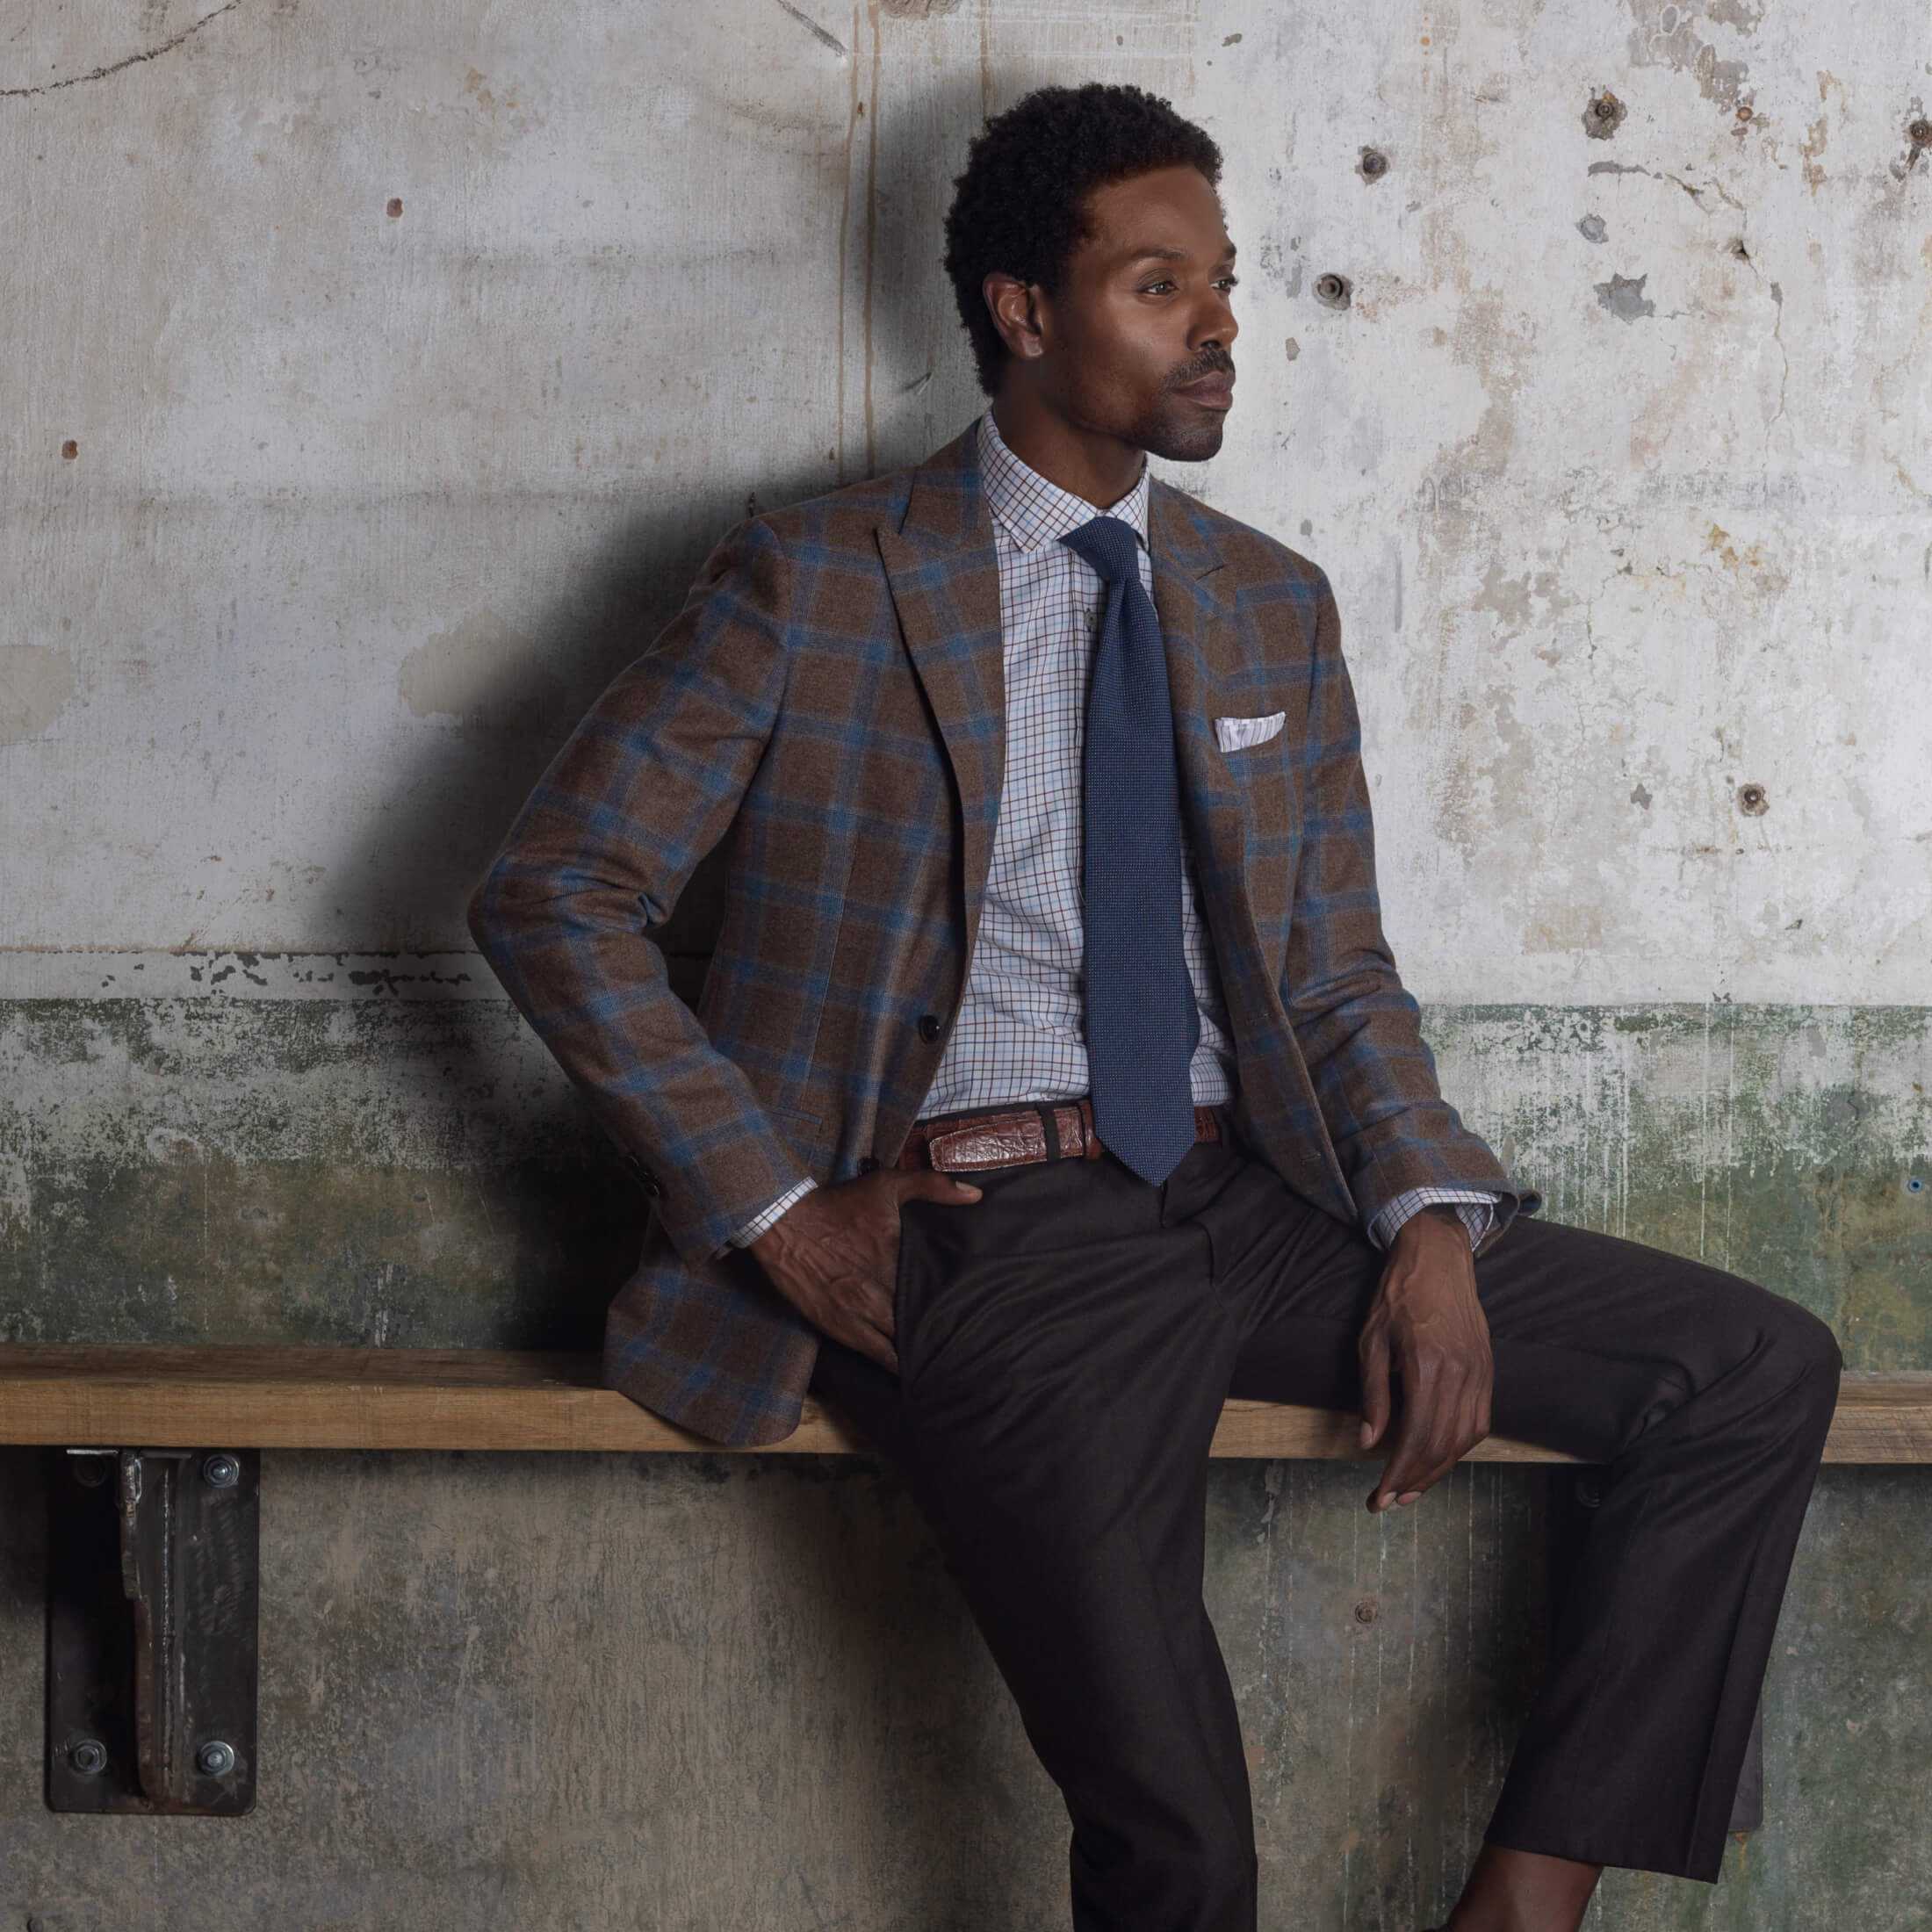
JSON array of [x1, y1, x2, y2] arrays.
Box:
[[1175, 359, 1235, 385]]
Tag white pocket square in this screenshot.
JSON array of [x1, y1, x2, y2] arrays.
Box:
[[1214, 710, 1287, 753]]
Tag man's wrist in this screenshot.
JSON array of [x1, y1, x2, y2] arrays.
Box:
[[1391, 1201, 1466, 1244]]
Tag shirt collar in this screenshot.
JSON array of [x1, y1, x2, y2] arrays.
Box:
[[977, 407, 1150, 555]]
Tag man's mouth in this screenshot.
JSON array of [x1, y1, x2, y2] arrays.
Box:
[[1178, 373, 1235, 410]]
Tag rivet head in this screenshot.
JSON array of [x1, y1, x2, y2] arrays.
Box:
[[1359, 148, 1389, 179], [1585, 90, 1627, 140], [68, 1739, 109, 1776], [202, 1453, 241, 1488], [1908, 119, 1932, 147], [196, 1740, 235, 1777], [1736, 782, 1769, 816], [1314, 271, 1352, 309], [1352, 1597, 1380, 1624]]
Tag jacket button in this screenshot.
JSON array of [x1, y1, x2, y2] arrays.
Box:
[[918, 1013, 943, 1042]]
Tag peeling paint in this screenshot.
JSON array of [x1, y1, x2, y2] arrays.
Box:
[[1626, 0, 1754, 112], [0, 645, 76, 746], [397, 609, 555, 729]]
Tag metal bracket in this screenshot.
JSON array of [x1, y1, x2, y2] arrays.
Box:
[[1547, 1467, 1763, 1836], [46, 1446, 260, 1815]]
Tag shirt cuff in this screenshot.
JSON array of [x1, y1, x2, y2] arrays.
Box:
[[717, 1176, 818, 1258], [1368, 1186, 1500, 1254]]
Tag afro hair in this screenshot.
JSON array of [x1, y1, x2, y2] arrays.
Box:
[[941, 82, 1224, 399]]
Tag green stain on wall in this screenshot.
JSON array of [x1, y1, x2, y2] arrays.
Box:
[[6, 996, 1922, 1361], [0, 995, 642, 1346], [1427, 1003, 1930, 1366]]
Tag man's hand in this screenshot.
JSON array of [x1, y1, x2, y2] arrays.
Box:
[[746, 1169, 984, 1374], [1357, 1204, 1493, 1513]]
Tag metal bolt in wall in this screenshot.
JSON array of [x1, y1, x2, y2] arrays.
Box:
[[1314, 272, 1352, 310], [1584, 90, 1626, 139], [1737, 782, 1770, 816]]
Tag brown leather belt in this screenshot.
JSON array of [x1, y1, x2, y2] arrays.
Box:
[[894, 1097, 1229, 1175]]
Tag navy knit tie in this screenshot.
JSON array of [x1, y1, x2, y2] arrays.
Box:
[[1058, 513, 1200, 1186]]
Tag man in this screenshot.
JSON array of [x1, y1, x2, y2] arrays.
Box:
[[468, 81, 1841, 1932]]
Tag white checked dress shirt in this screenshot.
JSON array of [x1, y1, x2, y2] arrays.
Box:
[[723, 408, 1498, 1253]]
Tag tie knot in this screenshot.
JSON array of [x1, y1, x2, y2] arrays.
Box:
[[1057, 513, 1142, 586]]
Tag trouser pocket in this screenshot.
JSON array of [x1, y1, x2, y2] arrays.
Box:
[[891, 1200, 919, 1385]]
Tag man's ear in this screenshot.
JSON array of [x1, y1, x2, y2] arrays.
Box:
[[984, 272, 1045, 361]]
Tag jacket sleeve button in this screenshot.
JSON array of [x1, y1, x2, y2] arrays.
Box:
[[917, 1013, 943, 1042]]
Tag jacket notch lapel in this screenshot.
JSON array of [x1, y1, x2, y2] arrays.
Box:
[[875, 422, 1006, 974], [1149, 482, 1274, 1027]]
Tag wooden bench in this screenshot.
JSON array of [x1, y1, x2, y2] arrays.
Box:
[[12, 1344, 1927, 1824], [7, 1344, 1928, 1457]]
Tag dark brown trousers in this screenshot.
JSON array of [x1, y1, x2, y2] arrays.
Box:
[[807, 1105, 1842, 1928]]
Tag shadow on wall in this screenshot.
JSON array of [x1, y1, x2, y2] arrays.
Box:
[[322, 77, 992, 1337], [345, 472, 824, 976], [360, 61, 990, 974]]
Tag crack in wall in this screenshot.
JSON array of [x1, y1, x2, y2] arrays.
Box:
[[0, 1, 245, 99]]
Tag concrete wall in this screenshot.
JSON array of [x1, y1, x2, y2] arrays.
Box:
[[2, 1, 1927, 1925]]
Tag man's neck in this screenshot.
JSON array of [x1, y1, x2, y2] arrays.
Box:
[[988, 395, 1147, 514]]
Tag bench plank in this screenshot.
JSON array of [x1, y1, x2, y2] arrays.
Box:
[[0, 1346, 1925, 1462]]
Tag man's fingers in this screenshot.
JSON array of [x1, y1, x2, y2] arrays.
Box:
[[1358, 1330, 1393, 1449], [1374, 1368, 1460, 1504], [839, 1308, 898, 1377], [1378, 1374, 1491, 1507], [1370, 1396, 1431, 1510], [905, 1171, 984, 1206], [1391, 1451, 1462, 1505]]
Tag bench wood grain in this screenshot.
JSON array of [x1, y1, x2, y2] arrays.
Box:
[[1, 1345, 1925, 1462]]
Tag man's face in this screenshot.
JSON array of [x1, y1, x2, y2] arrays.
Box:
[[1002, 163, 1239, 461]]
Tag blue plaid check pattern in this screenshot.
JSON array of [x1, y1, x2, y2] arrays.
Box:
[[723, 408, 1498, 1253], [468, 407, 1540, 1444]]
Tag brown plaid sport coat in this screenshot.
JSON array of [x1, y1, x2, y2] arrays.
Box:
[[467, 415, 1542, 1446]]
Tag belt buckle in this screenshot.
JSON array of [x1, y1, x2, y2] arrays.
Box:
[[924, 1106, 1047, 1173]]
